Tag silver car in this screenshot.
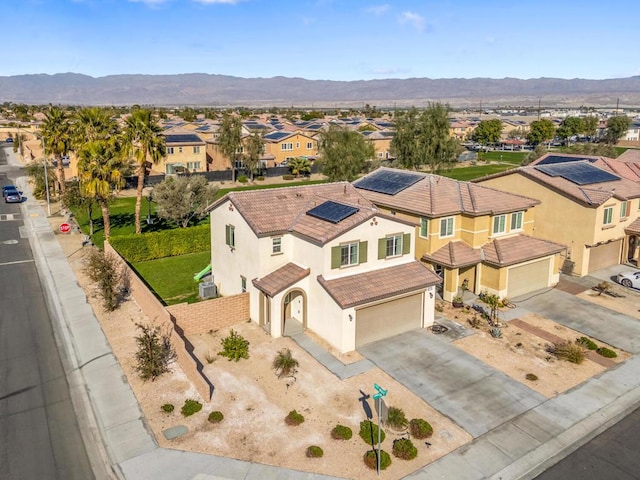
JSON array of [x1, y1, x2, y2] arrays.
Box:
[[616, 271, 640, 289], [4, 186, 22, 203]]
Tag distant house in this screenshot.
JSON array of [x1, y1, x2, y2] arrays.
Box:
[[262, 130, 319, 165], [160, 133, 207, 174]]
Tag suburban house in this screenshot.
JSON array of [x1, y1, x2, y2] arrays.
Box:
[[158, 133, 207, 174], [207, 182, 442, 353], [262, 131, 319, 165], [476, 154, 640, 275], [362, 130, 394, 161], [353, 168, 566, 301]]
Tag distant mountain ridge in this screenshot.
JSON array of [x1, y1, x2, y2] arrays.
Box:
[[1, 73, 639, 108]]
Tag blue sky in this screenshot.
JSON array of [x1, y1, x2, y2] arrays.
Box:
[[7, 0, 639, 81]]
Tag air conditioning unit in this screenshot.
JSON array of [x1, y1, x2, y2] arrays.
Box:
[[199, 281, 217, 299]]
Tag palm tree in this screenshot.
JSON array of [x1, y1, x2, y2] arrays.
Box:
[[73, 107, 118, 144], [288, 157, 311, 178], [122, 109, 166, 234], [217, 113, 243, 182], [41, 106, 72, 195], [77, 140, 126, 241], [272, 348, 299, 378]]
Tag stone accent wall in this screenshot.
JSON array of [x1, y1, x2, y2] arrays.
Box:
[[166, 293, 250, 336]]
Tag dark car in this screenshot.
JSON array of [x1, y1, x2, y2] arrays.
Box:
[[2, 184, 18, 197], [4, 186, 22, 203], [5, 137, 13, 143]]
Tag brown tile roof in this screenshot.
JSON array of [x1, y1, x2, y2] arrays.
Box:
[[252, 263, 310, 296], [617, 149, 640, 163], [530, 152, 640, 183], [355, 167, 538, 218], [625, 217, 640, 235], [317, 261, 442, 309], [422, 241, 482, 268], [482, 235, 566, 267]]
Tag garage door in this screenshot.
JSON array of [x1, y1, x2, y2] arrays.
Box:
[[507, 259, 551, 298], [355, 293, 423, 348], [588, 240, 622, 273]]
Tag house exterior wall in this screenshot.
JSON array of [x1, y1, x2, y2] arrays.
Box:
[[159, 142, 207, 174], [265, 132, 318, 165]]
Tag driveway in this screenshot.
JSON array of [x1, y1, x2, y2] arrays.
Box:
[[358, 330, 546, 438]]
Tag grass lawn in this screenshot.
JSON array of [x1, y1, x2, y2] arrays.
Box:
[[440, 163, 518, 181], [476, 151, 528, 164], [132, 251, 211, 305]]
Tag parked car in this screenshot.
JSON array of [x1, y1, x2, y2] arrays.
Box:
[[4, 186, 22, 203], [3, 184, 18, 197], [616, 271, 640, 289], [5, 137, 13, 143]]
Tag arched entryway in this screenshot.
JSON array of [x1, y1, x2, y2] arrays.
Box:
[[628, 235, 639, 265], [282, 289, 307, 336]]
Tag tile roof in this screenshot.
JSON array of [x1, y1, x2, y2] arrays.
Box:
[[252, 263, 310, 297], [618, 149, 640, 163], [422, 241, 482, 268], [317, 261, 441, 309], [482, 235, 566, 267], [625, 217, 640, 235], [355, 167, 538, 217]]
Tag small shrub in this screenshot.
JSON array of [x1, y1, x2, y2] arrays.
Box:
[[392, 437, 418, 460], [435, 302, 444, 313], [208, 411, 224, 423], [595, 281, 612, 296], [161, 403, 174, 413], [577, 336, 598, 350], [181, 399, 203, 417], [272, 348, 299, 378], [409, 418, 433, 439], [468, 314, 482, 328], [596, 347, 618, 358], [490, 327, 503, 338], [237, 175, 248, 183], [525, 373, 539, 381], [306, 446, 324, 458], [363, 449, 391, 470], [256, 176, 265, 181], [386, 406, 408, 430], [359, 420, 385, 444], [218, 329, 250, 362], [282, 174, 294, 180], [285, 410, 305, 426], [84, 248, 127, 311], [134, 323, 176, 381], [331, 424, 353, 440], [550, 341, 585, 364]]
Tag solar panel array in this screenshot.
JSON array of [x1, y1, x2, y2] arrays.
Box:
[[165, 134, 203, 144], [536, 155, 593, 165], [307, 201, 359, 224], [535, 162, 620, 185], [354, 169, 423, 195], [264, 131, 291, 141]]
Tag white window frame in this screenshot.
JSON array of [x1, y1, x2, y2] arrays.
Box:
[[439, 217, 454, 238], [620, 201, 629, 218], [603, 206, 614, 225], [386, 234, 402, 258], [511, 211, 524, 231], [341, 242, 359, 266], [272, 237, 282, 254], [193, 146, 200, 154], [226, 225, 235, 247], [306, 142, 313, 150], [241, 276, 246, 293], [493, 214, 507, 234], [178, 146, 183, 153], [420, 218, 429, 238], [167, 146, 174, 154], [281, 143, 293, 151]]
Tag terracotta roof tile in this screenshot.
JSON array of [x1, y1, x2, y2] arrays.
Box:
[[625, 217, 640, 235], [482, 235, 566, 266], [317, 261, 442, 309], [252, 263, 310, 296], [422, 241, 482, 268]]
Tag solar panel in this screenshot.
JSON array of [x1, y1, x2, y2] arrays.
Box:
[[264, 131, 291, 141], [307, 201, 359, 224], [536, 155, 593, 165], [164, 134, 203, 144], [535, 163, 620, 185], [354, 169, 423, 195]]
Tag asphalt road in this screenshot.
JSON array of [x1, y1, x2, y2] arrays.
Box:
[[0, 148, 94, 479]]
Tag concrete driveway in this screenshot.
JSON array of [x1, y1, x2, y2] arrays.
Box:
[[358, 330, 546, 438]]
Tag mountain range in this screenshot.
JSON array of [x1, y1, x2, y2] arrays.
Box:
[[1, 73, 639, 108]]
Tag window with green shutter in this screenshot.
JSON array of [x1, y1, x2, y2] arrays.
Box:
[[378, 237, 387, 259], [331, 245, 342, 269], [402, 233, 411, 254], [359, 241, 368, 263], [225, 225, 235, 247], [420, 218, 428, 238]]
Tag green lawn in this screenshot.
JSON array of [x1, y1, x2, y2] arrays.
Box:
[[440, 163, 518, 181], [476, 151, 528, 164], [132, 251, 211, 305]]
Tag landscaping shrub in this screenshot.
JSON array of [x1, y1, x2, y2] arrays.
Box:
[[577, 336, 598, 350], [359, 420, 385, 444], [596, 347, 618, 358], [331, 424, 353, 440], [237, 175, 248, 183], [272, 348, 299, 378], [256, 176, 265, 181], [550, 341, 585, 364], [218, 329, 250, 362], [181, 399, 203, 417], [134, 323, 176, 381], [161, 403, 174, 413], [109, 224, 210, 263], [490, 327, 503, 338], [408, 418, 433, 439], [306, 446, 324, 458], [208, 411, 224, 423], [525, 373, 539, 381], [282, 174, 294, 180], [392, 438, 418, 460], [285, 410, 305, 426], [386, 406, 408, 430], [468, 314, 482, 328], [84, 248, 127, 312], [363, 449, 391, 470]]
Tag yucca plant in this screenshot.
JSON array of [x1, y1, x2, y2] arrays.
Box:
[[272, 348, 299, 378]]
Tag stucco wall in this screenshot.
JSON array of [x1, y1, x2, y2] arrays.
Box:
[[166, 293, 250, 336]]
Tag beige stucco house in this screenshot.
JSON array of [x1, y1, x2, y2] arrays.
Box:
[[156, 133, 207, 174], [207, 182, 441, 353]]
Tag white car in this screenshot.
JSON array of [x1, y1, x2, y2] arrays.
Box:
[[616, 271, 640, 289]]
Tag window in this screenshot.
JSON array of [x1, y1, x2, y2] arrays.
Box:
[[281, 143, 293, 151], [295, 142, 300, 148], [603, 206, 614, 225], [492, 214, 506, 234], [386, 235, 402, 257], [187, 162, 201, 170], [178, 147, 183, 153], [235, 146, 244, 154], [272, 237, 282, 254], [340, 242, 359, 266], [225, 224, 235, 247], [306, 142, 313, 150], [193, 146, 200, 154], [440, 217, 454, 238], [511, 211, 524, 230], [420, 218, 429, 238], [620, 201, 629, 218], [167, 146, 174, 154], [241, 276, 246, 293]]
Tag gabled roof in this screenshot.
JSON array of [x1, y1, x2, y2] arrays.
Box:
[[482, 235, 566, 267], [354, 167, 538, 217], [317, 261, 441, 309], [618, 149, 640, 164], [625, 217, 640, 236], [422, 241, 482, 268], [252, 263, 310, 297]]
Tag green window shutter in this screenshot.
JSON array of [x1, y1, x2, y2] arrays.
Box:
[[359, 241, 368, 264], [378, 237, 386, 259], [331, 246, 341, 269], [402, 233, 411, 254], [225, 225, 230, 245]]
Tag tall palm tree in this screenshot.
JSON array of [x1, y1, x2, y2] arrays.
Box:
[[77, 140, 126, 241], [122, 109, 166, 234], [73, 107, 119, 144], [41, 106, 72, 195]]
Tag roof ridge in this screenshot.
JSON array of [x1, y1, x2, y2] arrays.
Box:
[[448, 241, 455, 265], [493, 237, 504, 263], [466, 182, 477, 213]]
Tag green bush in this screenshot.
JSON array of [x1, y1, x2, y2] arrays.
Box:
[[392, 437, 418, 460], [237, 175, 248, 183], [331, 424, 353, 440], [181, 399, 203, 417], [525, 373, 539, 381], [359, 420, 385, 444], [161, 403, 174, 413], [256, 176, 265, 181], [596, 347, 618, 358], [577, 336, 598, 350], [285, 410, 305, 426], [282, 174, 294, 180], [386, 406, 408, 430], [306, 445, 324, 458], [550, 341, 585, 364], [109, 224, 210, 263], [218, 329, 250, 362], [363, 449, 391, 470], [208, 411, 224, 423], [408, 418, 433, 439]]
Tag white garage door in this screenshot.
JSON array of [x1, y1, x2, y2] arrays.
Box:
[[355, 293, 423, 348], [588, 240, 622, 273], [507, 259, 551, 298]]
